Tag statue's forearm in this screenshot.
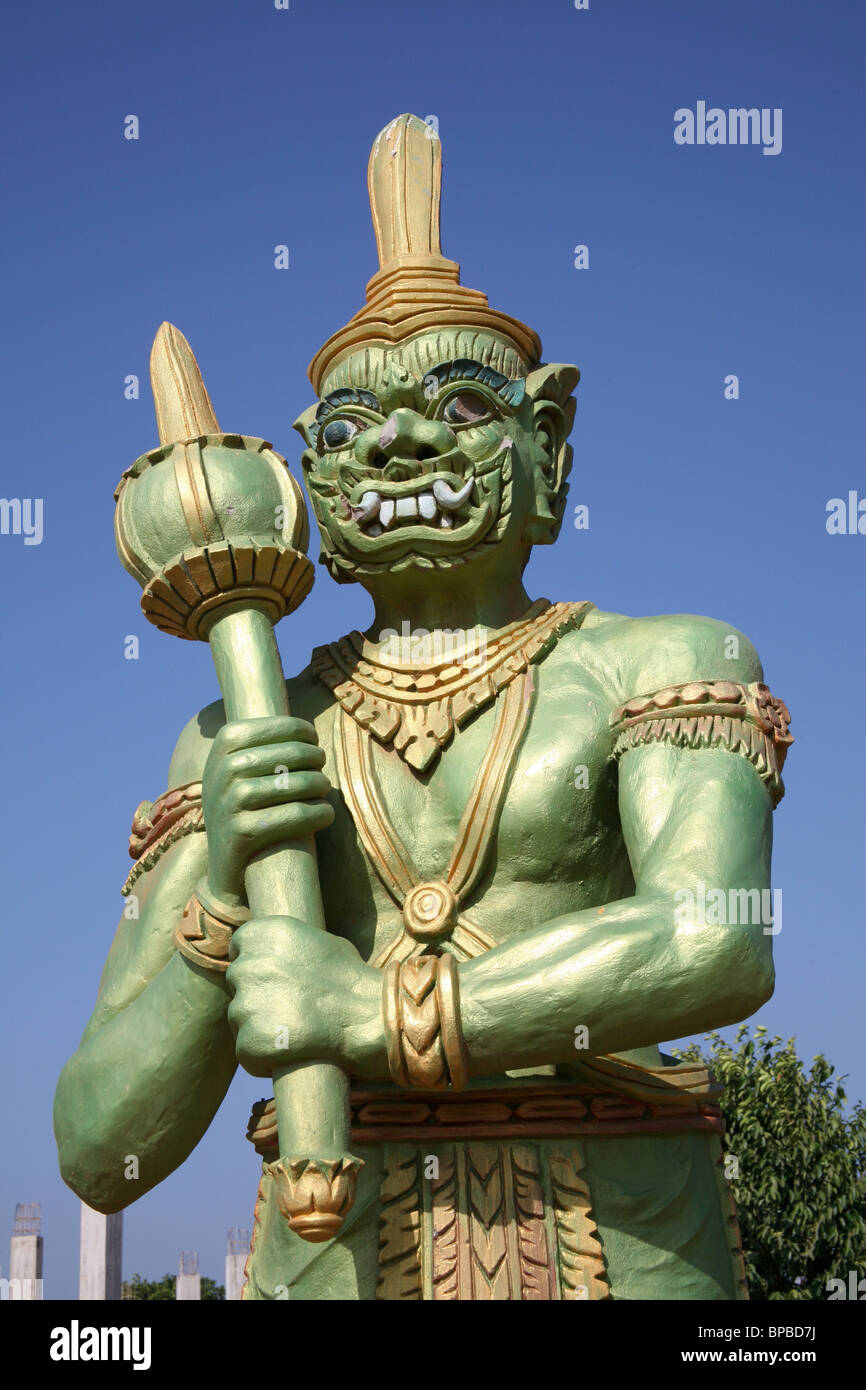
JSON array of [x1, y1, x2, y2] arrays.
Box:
[[54, 951, 236, 1212], [459, 890, 774, 1076]]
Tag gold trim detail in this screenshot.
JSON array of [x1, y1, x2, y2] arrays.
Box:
[[376, 1147, 424, 1301], [610, 679, 793, 806], [549, 1145, 610, 1300], [114, 429, 313, 640], [268, 1156, 363, 1245], [141, 538, 313, 642], [314, 599, 592, 771], [173, 893, 233, 974], [122, 782, 205, 895], [374, 1139, 607, 1301], [510, 1144, 559, 1300], [247, 1078, 724, 1157], [173, 879, 249, 974], [383, 955, 468, 1091], [402, 881, 458, 942], [335, 663, 545, 967], [436, 954, 470, 1091]]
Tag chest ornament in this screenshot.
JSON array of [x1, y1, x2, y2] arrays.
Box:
[[326, 600, 592, 968], [335, 674, 532, 967], [312, 599, 593, 772]]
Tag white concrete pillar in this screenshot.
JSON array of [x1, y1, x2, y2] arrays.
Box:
[[8, 1203, 43, 1299], [176, 1250, 200, 1300], [79, 1204, 123, 1300], [8, 1235, 42, 1283], [225, 1228, 249, 1301]]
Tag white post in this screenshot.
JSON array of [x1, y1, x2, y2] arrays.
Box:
[[8, 1203, 43, 1299], [225, 1228, 249, 1301], [79, 1204, 123, 1300], [176, 1250, 201, 1300]]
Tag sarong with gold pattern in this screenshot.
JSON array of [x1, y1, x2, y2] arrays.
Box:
[[242, 1053, 748, 1301]]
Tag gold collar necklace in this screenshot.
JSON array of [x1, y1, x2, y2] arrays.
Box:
[[311, 599, 593, 771]]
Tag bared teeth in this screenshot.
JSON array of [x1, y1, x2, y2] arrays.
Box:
[[356, 480, 473, 534], [432, 477, 473, 511], [357, 490, 381, 522]]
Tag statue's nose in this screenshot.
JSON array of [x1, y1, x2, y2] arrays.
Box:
[[354, 408, 456, 470]]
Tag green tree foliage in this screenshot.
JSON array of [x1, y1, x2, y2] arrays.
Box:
[[121, 1273, 225, 1300], [676, 1025, 866, 1299]]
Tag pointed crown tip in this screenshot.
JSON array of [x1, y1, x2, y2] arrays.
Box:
[[151, 321, 184, 355], [308, 118, 541, 393], [376, 113, 433, 136]]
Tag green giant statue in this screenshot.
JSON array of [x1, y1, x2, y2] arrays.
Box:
[[54, 114, 792, 1300]]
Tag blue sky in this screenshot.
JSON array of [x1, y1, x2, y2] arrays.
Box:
[[1, 0, 863, 1298]]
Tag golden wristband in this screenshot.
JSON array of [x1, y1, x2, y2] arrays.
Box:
[[174, 881, 248, 974], [383, 960, 410, 1086], [435, 952, 470, 1092], [383, 953, 468, 1091]]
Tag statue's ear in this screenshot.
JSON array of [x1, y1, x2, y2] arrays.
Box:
[[292, 403, 320, 450], [522, 363, 580, 546]]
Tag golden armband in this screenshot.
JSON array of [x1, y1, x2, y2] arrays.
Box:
[[610, 680, 793, 806], [122, 781, 206, 896], [383, 954, 470, 1091]]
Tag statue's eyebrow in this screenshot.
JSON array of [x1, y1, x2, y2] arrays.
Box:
[[421, 358, 526, 407], [315, 386, 382, 423]]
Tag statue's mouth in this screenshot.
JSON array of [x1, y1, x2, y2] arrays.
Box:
[[328, 442, 508, 554], [341, 470, 475, 535], [306, 438, 512, 575]]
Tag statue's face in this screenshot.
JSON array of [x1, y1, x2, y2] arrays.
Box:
[[294, 333, 577, 585]]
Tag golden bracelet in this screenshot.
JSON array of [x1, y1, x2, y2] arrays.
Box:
[[435, 952, 470, 1092], [174, 880, 249, 975], [383, 953, 468, 1091]]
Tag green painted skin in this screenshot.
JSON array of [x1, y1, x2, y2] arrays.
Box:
[[54, 330, 775, 1298]]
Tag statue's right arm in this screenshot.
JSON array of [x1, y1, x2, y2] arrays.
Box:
[[53, 709, 236, 1214], [54, 696, 334, 1213]]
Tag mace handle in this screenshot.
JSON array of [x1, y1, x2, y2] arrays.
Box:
[[207, 603, 360, 1242]]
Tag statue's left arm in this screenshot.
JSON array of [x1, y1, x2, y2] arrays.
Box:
[[457, 621, 789, 1074], [460, 740, 775, 1071]]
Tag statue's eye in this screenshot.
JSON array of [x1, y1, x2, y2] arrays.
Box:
[[442, 391, 491, 426], [321, 417, 363, 451]]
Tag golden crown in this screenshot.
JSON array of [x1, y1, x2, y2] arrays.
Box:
[[308, 114, 542, 394]]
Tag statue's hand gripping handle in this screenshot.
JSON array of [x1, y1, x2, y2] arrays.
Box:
[[208, 607, 362, 1242]]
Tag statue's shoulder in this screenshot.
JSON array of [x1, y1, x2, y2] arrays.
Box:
[[559, 604, 764, 698], [164, 663, 327, 789]]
